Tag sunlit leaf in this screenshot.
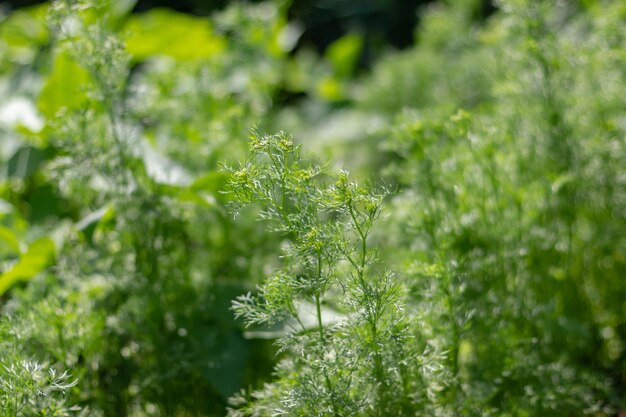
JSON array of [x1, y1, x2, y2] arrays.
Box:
[[109, 0, 138, 20], [6, 146, 47, 179], [0, 4, 49, 65], [191, 172, 229, 200], [315, 76, 345, 101], [326, 33, 362, 78], [123, 9, 225, 61], [37, 52, 91, 118], [0, 236, 55, 295], [243, 300, 347, 339], [0, 224, 21, 256]]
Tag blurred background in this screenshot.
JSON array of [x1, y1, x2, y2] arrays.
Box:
[[1, 0, 624, 416], [2, 0, 496, 63]]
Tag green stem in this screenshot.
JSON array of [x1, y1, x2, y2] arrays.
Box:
[[349, 200, 386, 413], [314, 252, 338, 417], [315, 293, 325, 347], [442, 265, 462, 415], [315, 293, 337, 416]]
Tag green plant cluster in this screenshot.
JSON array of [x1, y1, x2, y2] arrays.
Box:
[[1, 0, 291, 415], [0, 0, 624, 416], [224, 132, 416, 416]]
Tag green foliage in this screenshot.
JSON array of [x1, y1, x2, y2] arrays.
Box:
[[370, 0, 625, 414], [0, 0, 624, 416], [123, 9, 225, 61], [225, 132, 419, 416], [224, 0, 625, 416], [2, 0, 289, 415], [0, 236, 55, 295], [0, 318, 79, 417]]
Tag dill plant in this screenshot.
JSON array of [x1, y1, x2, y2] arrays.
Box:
[[1, 0, 623, 415], [369, 0, 625, 414], [2, 1, 284, 415], [225, 131, 426, 416], [0, 317, 79, 417]]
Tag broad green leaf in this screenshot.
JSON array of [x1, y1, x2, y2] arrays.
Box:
[[191, 172, 229, 196], [0, 236, 55, 295], [76, 206, 111, 232], [123, 9, 225, 61], [75, 206, 114, 243], [176, 172, 231, 208], [0, 200, 28, 237], [201, 331, 249, 399], [244, 300, 347, 339], [38, 52, 91, 118], [0, 4, 49, 64], [109, 0, 138, 20], [0, 224, 21, 256], [201, 281, 251, 398], [6, 146, 47, 179], [68, 0, 138, 27], [326, 33, 363, 78], [275, 22, 304, 54], [315, 76, 345, 101]]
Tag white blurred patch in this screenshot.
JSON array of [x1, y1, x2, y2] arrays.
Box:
[[278, 22, 304, 52], [0, 97, 44, 132], [140, 139, 192, 186]]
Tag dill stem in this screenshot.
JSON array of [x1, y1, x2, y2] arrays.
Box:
[[315, 292, 338, 416], [348, 199, 386, 413], [315, 292, 325, 346], [314, 251, 338, 416]]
